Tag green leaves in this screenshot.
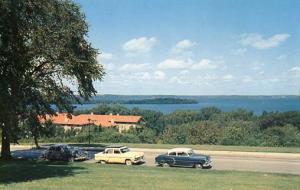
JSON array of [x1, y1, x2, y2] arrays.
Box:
[[0, 0, 104, 156], [1, 0, 104, 114]]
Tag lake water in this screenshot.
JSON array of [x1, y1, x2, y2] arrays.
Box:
[[74, 96, 300, 115]]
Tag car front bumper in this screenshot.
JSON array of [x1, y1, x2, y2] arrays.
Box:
[[133, 156, 145, 164], [203, 160, 212, 167]]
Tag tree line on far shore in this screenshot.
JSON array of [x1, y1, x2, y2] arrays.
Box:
[[18, 104, 300, 147]]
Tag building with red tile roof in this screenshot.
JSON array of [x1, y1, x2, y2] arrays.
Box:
[[41, 113, 143, 132]]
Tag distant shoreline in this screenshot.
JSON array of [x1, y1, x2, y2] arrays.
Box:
[[124, 98, 198, 104], [71, 95, 300, 115], [75, 95, 299, 105]]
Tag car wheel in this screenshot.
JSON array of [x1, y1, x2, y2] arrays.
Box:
[[162, 162, 170, 167], [100, 160, 106, 164], [125, 159, 132, 166], [194, 163, 202, 169]]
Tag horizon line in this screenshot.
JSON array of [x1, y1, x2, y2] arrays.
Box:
[[91, 94, 300, 97]]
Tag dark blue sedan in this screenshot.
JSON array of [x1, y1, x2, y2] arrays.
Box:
[[155, 148, 212, 169]]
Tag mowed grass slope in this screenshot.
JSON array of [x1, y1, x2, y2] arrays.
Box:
[[0, 160, 299, 190]]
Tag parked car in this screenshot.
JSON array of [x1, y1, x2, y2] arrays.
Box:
[[94, 145, 144, 165], [41, 144, 88, 162], [155, 148, 212, 168]]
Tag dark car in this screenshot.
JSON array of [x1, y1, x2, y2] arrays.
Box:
[[41, 144, 88, 162], [155, 148, 212, 168]]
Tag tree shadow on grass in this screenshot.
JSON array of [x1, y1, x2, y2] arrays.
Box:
[[0, 160, 87, 184], [11, 149, 45, 160]]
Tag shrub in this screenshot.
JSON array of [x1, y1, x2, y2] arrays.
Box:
[[186, 121, 221, 145], [261, 125, 300, 147]]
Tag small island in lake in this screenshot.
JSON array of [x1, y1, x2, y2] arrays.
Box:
[[124, 98, 198, 104]]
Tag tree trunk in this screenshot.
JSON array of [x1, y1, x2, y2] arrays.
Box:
[[1, 109, 18, 160], [34, 135, 40, 149], [1, 124, 12, 160], [33, 126, 40, 149]]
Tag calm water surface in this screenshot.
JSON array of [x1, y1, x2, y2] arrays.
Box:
[[74, 96, 300, 114]]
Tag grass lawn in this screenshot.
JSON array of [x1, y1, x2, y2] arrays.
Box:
[[0, 160, 299, 190], [52, 143, 300, 154]]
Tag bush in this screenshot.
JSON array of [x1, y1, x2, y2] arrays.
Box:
[[221, 121, 259, 145], [261, 125, 300, 147], [186, 121, 221, 145], [127, 128, 157, 143], [160, 125, 188, 144]]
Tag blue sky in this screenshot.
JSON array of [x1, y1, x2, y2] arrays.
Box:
[[76, 0, 300, 95]]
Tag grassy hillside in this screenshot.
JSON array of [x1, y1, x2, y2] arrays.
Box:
[[0, 161, 299, 190]]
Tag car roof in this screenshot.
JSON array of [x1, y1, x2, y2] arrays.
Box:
[[106, 144, 126, 148], [167, 148, 192, 153]]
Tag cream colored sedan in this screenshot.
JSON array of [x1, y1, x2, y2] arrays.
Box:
[[94, 145, 144, 165]]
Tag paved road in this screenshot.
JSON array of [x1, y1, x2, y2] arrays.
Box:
[[8, 146, 300, 175], [140, 151, 300, 175]]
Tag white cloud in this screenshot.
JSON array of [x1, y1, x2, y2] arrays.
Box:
[[251, 66, 262, 71], [158, 58, 192, 69], [119, 63, 150, 72], [122, 37, 157, 55], [223, 74, 234, 80], [154, 70, 166, 80], [277, 54, 287, 60], [100, 52, 113, 61], [169, 76, 188, 85], [191, 59, 216, 70], [242, 76, 253, 83], [232, 48, 247, 55], [197, 74, 218, 81], [172, 39, 196, 53], [269, 78, 280, 83], [251, 62, 265, 71], [123, 70, 166, 81], [97, 53, 113, 64], [179, 70, 190, 75], [129, 72, 151, 80], [102, 63, 116, 71], [239, 33, 290, 49], [158, 58, 218, 71], [290, 67, 300, 72], [289, 67, 300, 75]]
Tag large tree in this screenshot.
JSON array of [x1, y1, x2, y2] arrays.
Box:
[[0, 0, 105, 159]]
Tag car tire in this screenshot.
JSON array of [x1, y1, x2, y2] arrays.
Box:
[[194, 163, 202, 169], [100, 160, 106, 164], [125, 159, 132, 166], [162, 162, 170, 167]]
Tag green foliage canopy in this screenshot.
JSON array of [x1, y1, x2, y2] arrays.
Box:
[[0, 0, 104, 158]]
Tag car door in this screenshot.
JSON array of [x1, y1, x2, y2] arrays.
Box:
[[104, 149, 114, 163], [109, 149, 123, 163], [175, 152, 192, 167], [54, 146, 62, 160], [165, 152, 176, 166], [46, 147, 55, 160]]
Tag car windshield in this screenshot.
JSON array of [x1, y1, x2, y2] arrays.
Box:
[[187, 150, 195, 156], [120, 148, 129, 153]]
